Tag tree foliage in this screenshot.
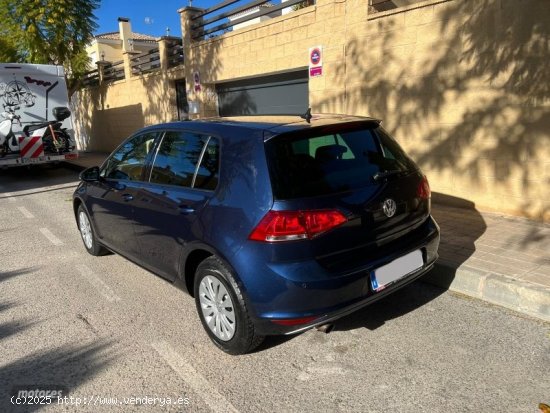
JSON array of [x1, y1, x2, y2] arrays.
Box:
[[292, 0, 315, 11], [0, 0, 99, 97]]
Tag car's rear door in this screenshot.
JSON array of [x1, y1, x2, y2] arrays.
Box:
[[131, 129, 220, 280]]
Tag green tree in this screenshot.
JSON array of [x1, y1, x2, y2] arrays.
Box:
[[292, 0, 315, 11], [0, 0, 99, 97]]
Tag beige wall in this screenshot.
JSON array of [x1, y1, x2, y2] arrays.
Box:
[[76, 0, 549, 221], [74, 65, 185, 152], [182, 0, 549, 221]]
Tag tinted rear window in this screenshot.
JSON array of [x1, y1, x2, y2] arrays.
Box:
[[265, 124, 417, 199]]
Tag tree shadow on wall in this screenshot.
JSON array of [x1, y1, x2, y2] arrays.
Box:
[[72, 82, 110, 151], [90, 103, 144, 152], [218, 90, 258, 116], [328, 0, 549, 223]]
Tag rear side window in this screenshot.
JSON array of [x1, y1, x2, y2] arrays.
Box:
[[101, 131, 159, 181], [265, 124, 417, 199], [149, 131, 219, 190]]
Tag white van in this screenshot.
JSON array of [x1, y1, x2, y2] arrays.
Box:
[[0, 63, 77, 167]]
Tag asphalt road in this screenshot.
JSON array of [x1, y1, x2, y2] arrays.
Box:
[[0, 165, 549, 413]]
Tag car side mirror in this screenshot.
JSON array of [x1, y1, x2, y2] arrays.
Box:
[[79, 166, 100, 182]]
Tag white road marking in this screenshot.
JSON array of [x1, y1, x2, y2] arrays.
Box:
[[17, 206, 35, 219], [76, 264, 121, 303], [2, 182, 78, 199], [152, 341, 239, 413], [39, 227, 64, 246]]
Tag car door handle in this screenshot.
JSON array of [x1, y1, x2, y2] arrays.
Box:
[[179, 205, 195, 215], [122, 193, 134, 202]]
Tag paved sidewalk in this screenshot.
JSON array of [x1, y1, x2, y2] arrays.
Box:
[[426, 205, 550, 322], [65, 150, 110, 170], [64, 151, 550, 322]]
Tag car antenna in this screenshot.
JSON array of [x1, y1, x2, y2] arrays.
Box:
[[300, 108, 312, 124]]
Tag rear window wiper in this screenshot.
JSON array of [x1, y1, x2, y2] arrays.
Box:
[[372, 170, 403, 181]]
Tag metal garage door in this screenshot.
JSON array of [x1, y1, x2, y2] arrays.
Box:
[[216, 70, 308, 116]]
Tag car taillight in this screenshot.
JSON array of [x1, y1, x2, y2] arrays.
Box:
[[249, 210, 347, 242], [417, 176, 431, 200]]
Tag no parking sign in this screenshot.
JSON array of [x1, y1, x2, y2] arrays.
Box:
[[309, 46, 323, 77], [193, 71, 201, 92]]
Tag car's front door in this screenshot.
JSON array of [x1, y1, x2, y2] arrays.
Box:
[[86, 131, 160, 256], [132, 130, 220, 280]]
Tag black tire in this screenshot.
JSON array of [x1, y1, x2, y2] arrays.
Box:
[[194, 256, 264, 355], [42, 129, 71, 154], [57, 129, 74, 152], [77, 204, 107, 256]]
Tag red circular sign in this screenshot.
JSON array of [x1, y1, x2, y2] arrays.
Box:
[[310, 48, 321, 65]]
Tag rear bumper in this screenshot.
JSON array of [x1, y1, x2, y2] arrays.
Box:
[[254, 261, 435, 335], [233, 215, 440, 336]]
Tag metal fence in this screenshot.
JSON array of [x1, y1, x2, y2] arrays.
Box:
[[103, 60, 125, 83], [81, 68, 100, 87], [191, 0, 313, 40], [130, 48, 161, 75]]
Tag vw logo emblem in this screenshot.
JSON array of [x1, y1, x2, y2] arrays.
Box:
[[382, 199, 397, 217]]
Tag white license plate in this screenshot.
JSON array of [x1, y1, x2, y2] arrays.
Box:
[[21, 157, 41, 164], [370, 249, 424, 292]]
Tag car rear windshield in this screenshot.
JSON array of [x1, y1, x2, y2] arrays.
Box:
[[265, 123, 418, 199]]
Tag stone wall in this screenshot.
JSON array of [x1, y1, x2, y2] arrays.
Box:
[[74, 36, 185, 152], [182, 0, 549, 220], [75, 0, 549, 220]]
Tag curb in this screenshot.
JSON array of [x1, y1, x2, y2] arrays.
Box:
[[422, 261, 550, 323], [62, 161, 85, 172]]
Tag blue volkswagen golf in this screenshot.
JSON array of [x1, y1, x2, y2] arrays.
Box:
[[73, 114, 440, 354]]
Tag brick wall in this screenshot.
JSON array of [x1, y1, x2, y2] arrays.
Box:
[[74, 36, 185, 152], [75, 0, 549, 221]]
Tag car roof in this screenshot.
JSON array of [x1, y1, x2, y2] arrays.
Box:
[[141, 114, 381, 138]]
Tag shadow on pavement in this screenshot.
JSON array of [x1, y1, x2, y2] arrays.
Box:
[[0, 164, 79, 195], [0, 341, 117, 412], [334, 282, 444, 331], [427, 193, 487, 287], [0, 266, 118, 412], [0, 268, 38, 284], [0, 268, 39, 343]]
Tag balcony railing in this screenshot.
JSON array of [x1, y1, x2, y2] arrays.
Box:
[[81, 68, 100, 87], [191, 0, 313, 40], [130, 48, 161, 75], [103, 60, 125, 83], [80, 37, 185, 88]]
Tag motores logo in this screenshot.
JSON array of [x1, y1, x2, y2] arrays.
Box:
[[382, 198, 397, 217]]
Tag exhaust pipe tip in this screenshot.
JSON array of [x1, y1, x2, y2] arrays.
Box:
[[315, 323, 334, 334]]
